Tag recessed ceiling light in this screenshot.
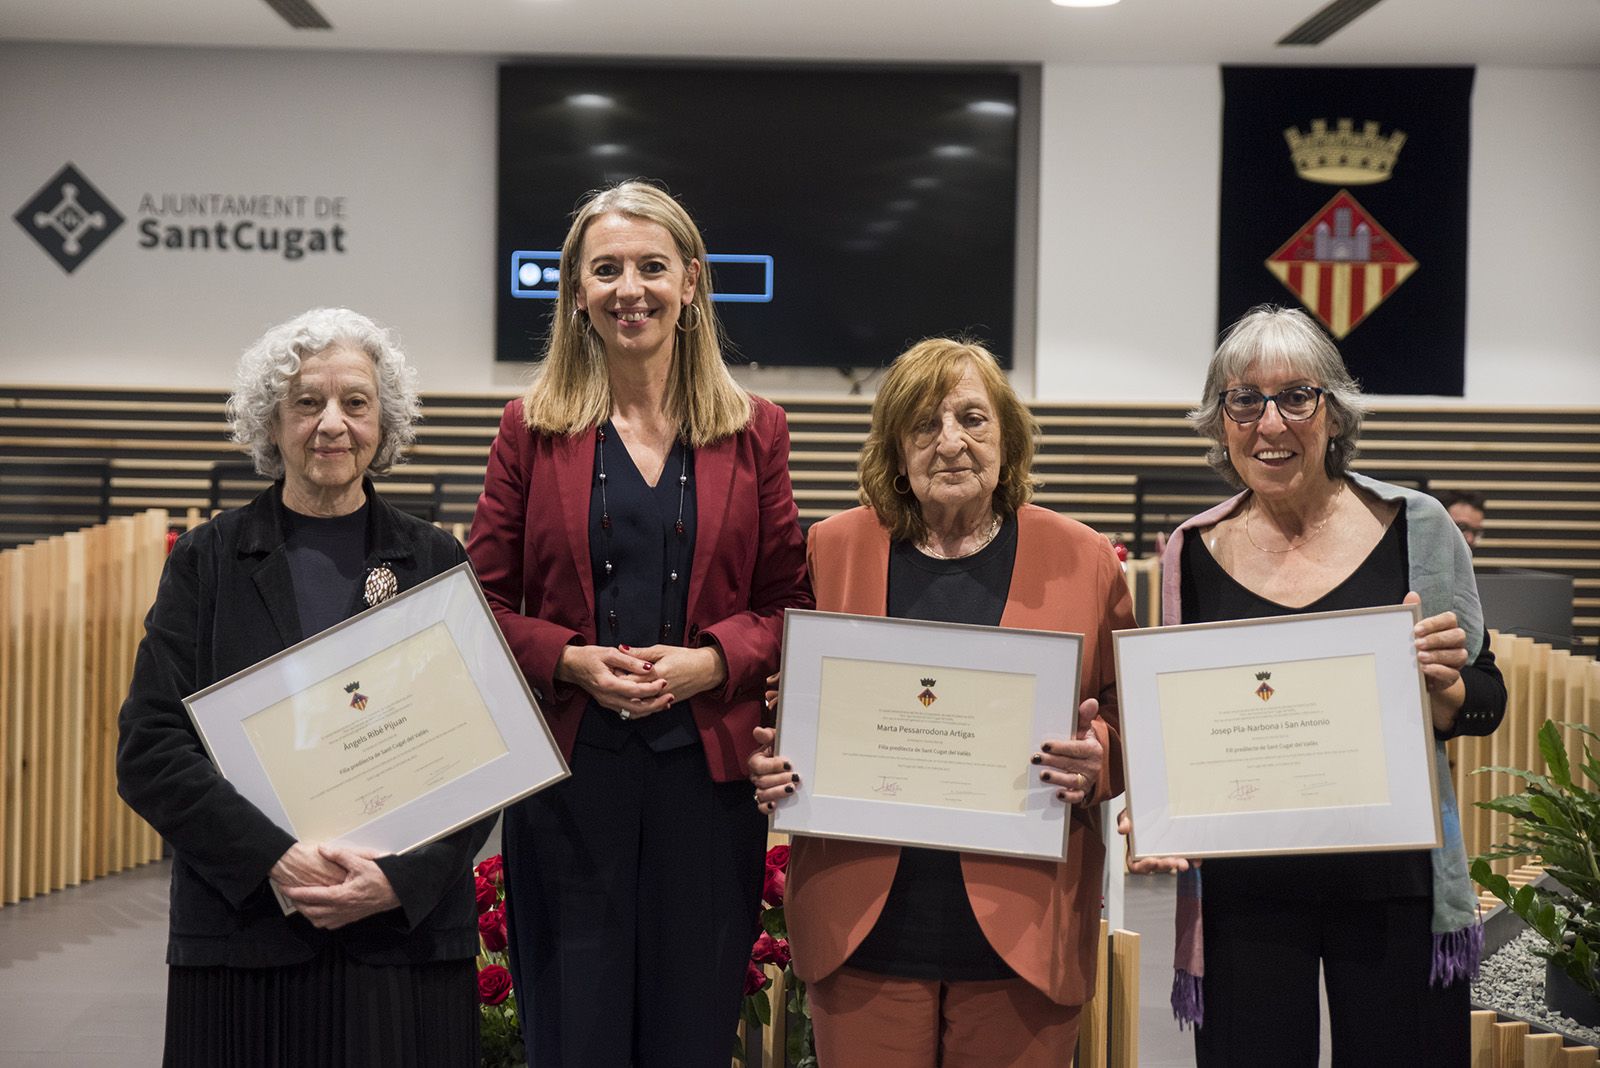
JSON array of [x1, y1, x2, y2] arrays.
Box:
[[934, 144, 976, 158], [567, 93, 614, 108], [968, 100, 1017, 117], [591, 143, 626, 157], [1052, 0, 1120, 7]]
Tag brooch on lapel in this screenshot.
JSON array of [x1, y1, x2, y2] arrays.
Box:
[[364, 565, 399, 607]]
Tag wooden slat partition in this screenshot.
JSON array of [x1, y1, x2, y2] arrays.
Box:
[[1470, 1010, 1600, 1068], [1075, 921, 1141, 1068], [1451, 632, 1600, 876], [0, 510, 169, 907]]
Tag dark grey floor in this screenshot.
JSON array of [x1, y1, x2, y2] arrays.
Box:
[[0, 857, 1329, 1066]]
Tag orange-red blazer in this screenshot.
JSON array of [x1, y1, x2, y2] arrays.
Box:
[[785, 504, 1133, 1005]]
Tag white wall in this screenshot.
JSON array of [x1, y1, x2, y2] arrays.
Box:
[[0, 44, 501, 391], [1035, 62, 1600, 403], [3, 44, 1597, 403]]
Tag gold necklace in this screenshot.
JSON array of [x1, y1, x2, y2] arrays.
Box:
[[1243, 487, 1344, 555], [918, 513, 1002, 560]]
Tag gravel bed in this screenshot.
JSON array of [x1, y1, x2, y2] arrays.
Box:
[[1473, 929, 1600, 1048]]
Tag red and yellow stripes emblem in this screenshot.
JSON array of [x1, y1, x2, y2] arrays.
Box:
[[1265, 189, 1418, 339]]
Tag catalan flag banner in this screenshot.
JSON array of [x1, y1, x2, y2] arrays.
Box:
[[1219, 66, 1473, 395]]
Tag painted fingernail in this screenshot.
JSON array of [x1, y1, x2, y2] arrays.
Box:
[[790, 773, 800, 784], [784, 785, 794, 794], [782, 762, 792, 772], [641, 662, 653, 670], [1057, 790, 1068, 801], [1039, 771, 1051, 783], [1041, 743, 1053, 754], [620, 644, 630, 650], [1030, 754, 1043, 765]]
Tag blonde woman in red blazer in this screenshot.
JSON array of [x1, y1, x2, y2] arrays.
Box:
[[751, 339, 1133, 1067], [469, 182, 811, 1066]]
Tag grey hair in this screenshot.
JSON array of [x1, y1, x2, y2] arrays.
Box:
[[226, 308, 421, 479], [1187, 305, 1369, 488]]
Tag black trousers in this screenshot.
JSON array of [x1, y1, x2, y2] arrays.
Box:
[[1194, 892, 1470, 1067], [502, 735, 767, 1067]]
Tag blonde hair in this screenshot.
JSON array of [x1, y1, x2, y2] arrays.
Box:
[[858, 338, 1037, 545], [520, 181, 751, 446]]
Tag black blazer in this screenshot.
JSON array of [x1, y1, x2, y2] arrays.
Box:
[[117, 482, 494, 968]]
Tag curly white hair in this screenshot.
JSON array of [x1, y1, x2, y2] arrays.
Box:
[[225, 308, 421, 479]]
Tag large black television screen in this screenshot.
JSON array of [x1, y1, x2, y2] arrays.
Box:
[[497, 63, 1020, 368]]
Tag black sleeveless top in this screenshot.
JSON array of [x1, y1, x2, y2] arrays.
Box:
[[1180, 513, 1433, 900]]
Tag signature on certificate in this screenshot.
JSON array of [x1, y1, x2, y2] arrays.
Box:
[[360, 792, 393, 816], [872, 776, 903, 796], [1227, 780, 1260, 802]]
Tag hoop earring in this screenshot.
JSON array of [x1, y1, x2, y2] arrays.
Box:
[[892, 474, 911, 495], [676, 302, 702, 333], [572, 306, 592, 331]]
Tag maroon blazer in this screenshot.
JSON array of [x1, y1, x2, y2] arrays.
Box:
[[786, 505, 1133, 1005], [467, 395, 813, 783]]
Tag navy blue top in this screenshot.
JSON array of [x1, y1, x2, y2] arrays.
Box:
[[281, 504, 368, 636], [846, 515, 1020, 982], [575, 423, 699, 753]]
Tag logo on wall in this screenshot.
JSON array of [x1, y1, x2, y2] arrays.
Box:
[[13, 163, 125, 274], [1254, 671, 1275, 702], [1266, 120, 1415, 340], [344, 680, 369, 712], [917, 677, 938, 707]]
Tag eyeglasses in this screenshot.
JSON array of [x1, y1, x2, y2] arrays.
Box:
[[1218, 386, 1326, 424]]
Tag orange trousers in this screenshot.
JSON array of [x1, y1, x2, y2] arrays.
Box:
[[808, 966, 1082, 1068]]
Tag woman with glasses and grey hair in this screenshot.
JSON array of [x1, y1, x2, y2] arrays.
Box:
[[1125, 305, 1506, 1066], [117, 308, 493, 1066]]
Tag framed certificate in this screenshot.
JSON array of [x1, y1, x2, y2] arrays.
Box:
[[185, 562, 568, 857], [1114, 604, 1440, 861], [770, 609, 1084, 861]]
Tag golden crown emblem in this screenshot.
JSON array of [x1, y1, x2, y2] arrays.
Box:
[[920, 678, 936, 688], [1283, 119, 1406, 185], [1255, 671, 1272, 681]]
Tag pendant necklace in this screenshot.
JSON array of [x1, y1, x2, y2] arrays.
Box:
[[1244, 486, 1344, 554]]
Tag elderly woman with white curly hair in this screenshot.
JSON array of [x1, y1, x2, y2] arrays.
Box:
[[117, 308, 492, 1067]]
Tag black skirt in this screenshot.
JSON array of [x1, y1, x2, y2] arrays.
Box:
[[164, 946, 480, 1068]]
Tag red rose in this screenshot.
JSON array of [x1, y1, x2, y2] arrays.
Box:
[[476, 854, 504, 888], [478, 964, 513, 1006], [743, 959, 770, 997], [475, 875, 498, 914], [762, 865, 786, 907], [751, 931, 791, 968], [479, 906, 508, 953], [764, 844, 790, 873]]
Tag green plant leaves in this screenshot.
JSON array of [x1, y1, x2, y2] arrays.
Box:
[[1541, 721, 1574, 788]]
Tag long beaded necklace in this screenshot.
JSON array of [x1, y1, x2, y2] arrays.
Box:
[[594, 422, 690, 643]]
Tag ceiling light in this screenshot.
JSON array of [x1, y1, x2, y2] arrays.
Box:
[[968, 100, 1017, 117], [567, 93, 614, 108], [933, 144, 976, 158], [1051, 0, 1120, 7], [591, 143, 626, 157]]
